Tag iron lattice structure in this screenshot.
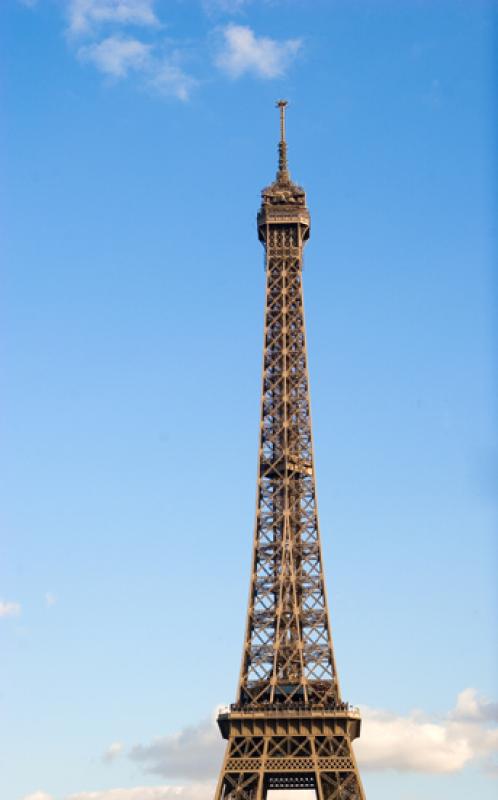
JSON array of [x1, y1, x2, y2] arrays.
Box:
[[215, 103, 366, 800]]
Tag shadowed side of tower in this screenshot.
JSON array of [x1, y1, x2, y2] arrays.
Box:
[[214, 103, 366, 800]]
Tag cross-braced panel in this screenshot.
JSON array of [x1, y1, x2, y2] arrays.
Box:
[[215, 733, 364, 800]]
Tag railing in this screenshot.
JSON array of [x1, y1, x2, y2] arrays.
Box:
[[220, 701, 361, 715]]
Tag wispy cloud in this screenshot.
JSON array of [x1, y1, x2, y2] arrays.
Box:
[[64, 0, 197, 100], [103, 741, 124, 763], [0, 599, 21, 618], [215, 24, 301, 79], [78, 35, 152, 78], [147, 62, 198, 101], [21, 3, 303, 99], [67, 0, 159, 37], [202, 0, 251, 14], [77, 35, 197, 100]]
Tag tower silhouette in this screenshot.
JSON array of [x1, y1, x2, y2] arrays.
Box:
[[214, 102, 366, 800]]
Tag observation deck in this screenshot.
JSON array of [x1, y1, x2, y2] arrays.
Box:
[[217, 702, 362, 742]]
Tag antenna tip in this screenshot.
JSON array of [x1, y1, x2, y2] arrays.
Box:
[[275, 99, 290, 181]]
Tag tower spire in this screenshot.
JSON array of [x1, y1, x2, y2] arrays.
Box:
[[276, 99, 290, 182]]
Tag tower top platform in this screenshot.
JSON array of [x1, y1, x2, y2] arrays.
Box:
[[257, 101, 310, 241]]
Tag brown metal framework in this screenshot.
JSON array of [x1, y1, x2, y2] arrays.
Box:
[[214, 103, 366, 800]]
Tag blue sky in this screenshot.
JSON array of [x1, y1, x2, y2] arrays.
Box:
[[1, 2, 497, 800]]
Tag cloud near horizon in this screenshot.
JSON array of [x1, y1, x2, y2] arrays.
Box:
[[20, 689, 498, 800], [23, 784, 215, 800], [130, 717, 221, 780], [357, 697, 498, 774], [69, 785, 215, 800], [126, 688, 498, 781], [23, 793, 53, 800]]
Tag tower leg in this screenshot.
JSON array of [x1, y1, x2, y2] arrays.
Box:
[[255, 737, 269, 800], [317, 771, 364, 800]]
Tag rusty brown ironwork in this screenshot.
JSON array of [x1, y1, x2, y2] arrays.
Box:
[[214, 102, 366, 800]]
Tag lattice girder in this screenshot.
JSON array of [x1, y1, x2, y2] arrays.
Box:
[[237, 237, 338, 706]]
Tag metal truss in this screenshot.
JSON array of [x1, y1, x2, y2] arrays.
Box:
[[216, 733, 364, 800], [214, 102, 366, 800]]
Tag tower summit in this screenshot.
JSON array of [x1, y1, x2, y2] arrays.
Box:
[[214, 104, 366, 800]]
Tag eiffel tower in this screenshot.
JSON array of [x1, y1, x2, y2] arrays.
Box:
[[214, 103, 366, 800]]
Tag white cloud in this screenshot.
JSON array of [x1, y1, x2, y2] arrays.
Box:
[[215, 24, 301, 79], [103, 741, 124, 763], [68, 783, 214, 800], [130, 718, 222, 779], [0, 599, 21, 618], [22, 793, 54, 800], [356, 689, 498, 774], [357, 707, 473, 773], [78, 35, 152, 77], [453, 687, 498, 722], [67, 0, 159, 36]]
